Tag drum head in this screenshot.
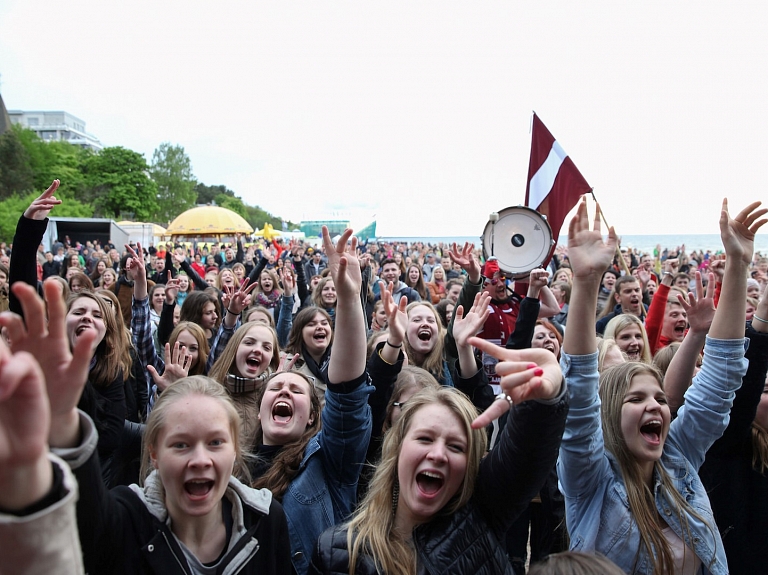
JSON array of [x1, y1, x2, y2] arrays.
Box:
[[482, 206, 553, 278]]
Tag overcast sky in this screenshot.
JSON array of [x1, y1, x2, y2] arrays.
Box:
[[2, 0, 768, 240]]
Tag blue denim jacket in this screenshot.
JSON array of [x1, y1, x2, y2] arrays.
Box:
[[282, 376, 373, 575], [558, 337, 748, 575]]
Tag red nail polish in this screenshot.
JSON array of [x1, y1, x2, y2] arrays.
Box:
[[527, 363, 537, 369], [534, 368, 544, 377]]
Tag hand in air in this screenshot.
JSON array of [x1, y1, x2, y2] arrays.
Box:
[[24, 179, 62, 220], [567, 198, 618, 279], [469, 338, 563, 429], [678, 272, 716, 334], [452, 292, 491, 347], [147, 341, 191, 392], [379, 281, 407, 344], [719, 199, 768, 265], [323, 226, 361, 301]]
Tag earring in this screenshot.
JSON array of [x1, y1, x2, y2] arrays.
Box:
[[392, 479, 400, 515]]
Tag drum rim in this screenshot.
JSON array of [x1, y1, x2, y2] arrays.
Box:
[[481, 206, 554, 278]]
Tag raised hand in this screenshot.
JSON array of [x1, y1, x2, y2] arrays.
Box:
[[124, 243, 146, 283], [222, 278, 257, 316], [276, 353, 300, 373], [0, 281, 95, 448], [567, 198, 618, 279], [23, 180, 62, 221], [322, 226, 361, 302], [379, 281, 407, 345], [448, 242, 481, 283], [0, 340, 53, 511], [147, 341, 191, 392], [469, 337, 563, 428], [453, 291, 491, 347], [164, 273, 180, 304], [280, 267, 296, 296], [719, 199, 768, 265], [678, 271, 716, 334]]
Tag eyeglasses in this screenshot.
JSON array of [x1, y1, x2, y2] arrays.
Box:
[[483, 275, 507, 286]]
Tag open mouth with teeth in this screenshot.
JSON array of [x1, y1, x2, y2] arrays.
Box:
[[417, 328, 433, 342], [416, 471, 444, 496], [674, 324, 686, 336], [244, 356, 262, 373], [184, 479, 214, 499], [272, 401, 293, 423], [640, 420, 662, 446], [313, 331, 327, 343], [626, 347, 640, 360]]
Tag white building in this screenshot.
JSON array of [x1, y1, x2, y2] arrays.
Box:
[[8, 109, 103, 151]]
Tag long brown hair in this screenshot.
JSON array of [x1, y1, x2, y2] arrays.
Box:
[[285, 307, 334, 357], [169, 321, 210, 376], [402, 302, 446, 382], [346, 387, 486, 575], [67, 291, 130, 387], [250, 371, 322, 499], [599, 362, 716, 573], [209, 322, 280, 382]]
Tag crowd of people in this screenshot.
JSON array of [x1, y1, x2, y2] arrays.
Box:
[[0, 179, 767, 575]]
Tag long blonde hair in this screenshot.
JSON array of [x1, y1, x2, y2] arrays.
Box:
[[604, 314, 652, 365], [346, 387, 486, 575], [403, 302, 446, 382], [599, 362, 716, 574]]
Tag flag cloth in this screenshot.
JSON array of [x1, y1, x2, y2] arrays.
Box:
[[525, 113, 591, 248]]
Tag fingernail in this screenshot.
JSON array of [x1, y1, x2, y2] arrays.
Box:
[[534, 368, 544, 376], [527, 363, 537, 369]]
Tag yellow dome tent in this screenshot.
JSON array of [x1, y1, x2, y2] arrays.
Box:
[[165, 206, 253, 240]]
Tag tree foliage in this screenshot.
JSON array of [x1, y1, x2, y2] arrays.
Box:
[[84, 147, 158, 221], [0, 129, 34, 199], [150, 142, 197, 223], [0, 191, 93, 244], [195, 183, 235, 205]]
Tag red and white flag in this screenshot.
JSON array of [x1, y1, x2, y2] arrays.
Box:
[[525, 113, 591, 248]]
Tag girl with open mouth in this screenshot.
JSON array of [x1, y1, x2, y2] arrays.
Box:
[[558, 199, 760, 574]]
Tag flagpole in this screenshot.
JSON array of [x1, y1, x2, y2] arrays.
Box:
[[589, 188, 631, 277]]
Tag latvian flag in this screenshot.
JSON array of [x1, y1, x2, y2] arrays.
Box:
[[525, 113, 592, 253]]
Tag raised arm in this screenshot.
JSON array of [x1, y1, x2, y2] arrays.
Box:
[[9, 180, 62, 316], [324, 227, 366, 384], [558, 199, 619, 499], [663, 272, 715, 414], [672, 200, 766, 468], [444, 242, 482, 360]]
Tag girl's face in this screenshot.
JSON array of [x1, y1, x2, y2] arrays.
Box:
[[615, 325, 644, 361], [178, 276, 189, 291], [374, 305, 388, 328], [150, 395, 235, 524], [602, 273, 616, 290], [172, 305, 181, 326], [233, 267, 245, 281], [66, 297, 107, 352], [70, 254, 80, 267], [320, 280, 336, 307], [260, 272, 274, 292], [406, 305, 439, 357], [747, 284, 761, 299], [531, 325, 560, 357], [219, 270, 235, 288], [259, 373, 315, 446], [620, 374, 670, 477], [205, 272, 218, 287], [152, 288, 166, 311], [102, 270, 116, 288], [395, 403, 468, 533], [444, 303, 455, 324], [554, 271, 569, 284], [645, 280, 657, 298], [301, 312, 332, 357], [96, 261, 106, 274], [746, 303, 756, 322], [201, 302, 218, 331], [432, 267, 444, 281], [234, 325, 275, 379], [246, 309, 271, 326], [70, 280, 84, 293], [175, 329, 200, 366], [408, 267, 420, 284]]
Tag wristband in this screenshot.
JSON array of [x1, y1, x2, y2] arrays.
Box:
[[753, 314, 768, 324], [386, 340, 402, 348]]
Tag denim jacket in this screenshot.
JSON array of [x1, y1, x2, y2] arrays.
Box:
[[280, 374, 373, 575], [558, 337, 748, 575]]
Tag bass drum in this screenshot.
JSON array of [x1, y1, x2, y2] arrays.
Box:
[[481, 206, 554, 278]]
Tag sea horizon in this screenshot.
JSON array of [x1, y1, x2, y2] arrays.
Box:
[[372, 234, 768, 256]]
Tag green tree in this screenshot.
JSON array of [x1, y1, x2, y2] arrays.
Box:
[[0, 129, 34, 199], [150, 142, 197, 223], [0, 192, 92, 243], [195, 183, 235, 205], [84, 147, 158, 221], [215, 193, 248, 219]]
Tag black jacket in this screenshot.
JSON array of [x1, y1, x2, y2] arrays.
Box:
[[699, 323, 768, 574], [310, 386, 569, 575], [67, 415, 293, 575]]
